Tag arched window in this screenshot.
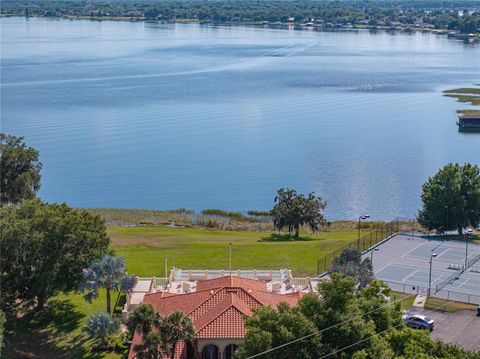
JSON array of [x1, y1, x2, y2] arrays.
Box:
[[202, 344, 219, 359], [224, 344, 238, 359]]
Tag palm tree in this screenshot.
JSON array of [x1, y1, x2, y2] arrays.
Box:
[[134, 332, 164, 359], [159, 311, 195, 359], [127, 304, 161, 337], [80, 254, 136, 314], [83, 311, 120, 350]]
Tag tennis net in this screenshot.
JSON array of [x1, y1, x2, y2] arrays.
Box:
[[467, 253, 480, 269], [435, 268, 463, 293]]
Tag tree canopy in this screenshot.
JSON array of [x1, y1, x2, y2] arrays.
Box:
[[0, 133, 42, 204], [1, 1, 479, 34], [238, 274, 475, 358], [418, 163, 480, 234], [237, 302, 323, 359], [0, 199, 110, 310], [129, 306, 196, 359], [330, 246, 374, 288], [271, 188, 327, 237]]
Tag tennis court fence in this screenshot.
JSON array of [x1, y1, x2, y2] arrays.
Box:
[[316, 218, 419, 275], [467, 253, 480, 270], [385, 279, 480, 305]]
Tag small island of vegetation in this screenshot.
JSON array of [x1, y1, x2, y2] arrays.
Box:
[[443, 85, 480, 128]]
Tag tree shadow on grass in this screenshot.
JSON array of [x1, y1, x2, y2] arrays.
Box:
[[259, 233, 317, 242], [4, 300, 109, 359]]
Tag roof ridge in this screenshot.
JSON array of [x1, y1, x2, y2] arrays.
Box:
[[185, 287, 223, 317], [237, 287, 266, 306], [230, 293, 254, 316], [194, 294, 236, 332]]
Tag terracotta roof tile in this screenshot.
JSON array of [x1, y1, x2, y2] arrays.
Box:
[[128, 276, 302, 357], [197, 307, 248, 338]]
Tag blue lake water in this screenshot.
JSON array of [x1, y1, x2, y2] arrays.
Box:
[[1, 17, 479, 220]]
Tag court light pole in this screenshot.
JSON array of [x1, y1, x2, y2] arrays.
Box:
[[428, 253, 438, 297], [357, 215, 370, 249], [370, 247, 379, 262], [465, 228, 473, 269], [443, 205, 455, 234]]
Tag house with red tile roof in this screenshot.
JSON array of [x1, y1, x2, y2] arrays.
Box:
[[128, 275, 305, 359]]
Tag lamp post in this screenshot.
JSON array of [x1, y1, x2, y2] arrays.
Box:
[[229, 242, 232, 271], [370, 248, 379, 262], [428, 253, 438, 297], [357, 215, 370, 249], [465, 228, 473, 269], [444, 205, 449, 233]]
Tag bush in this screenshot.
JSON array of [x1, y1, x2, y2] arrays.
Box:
[[194, 216, 224, 229], [201, 209, 257, 222], [82, 311, 120, 350], [247, 210, 271, 217]]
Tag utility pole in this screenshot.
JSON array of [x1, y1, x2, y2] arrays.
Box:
[[165, 257, 168, 278]]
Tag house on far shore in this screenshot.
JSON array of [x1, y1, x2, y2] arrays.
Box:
[[126, 269, 315, 359]]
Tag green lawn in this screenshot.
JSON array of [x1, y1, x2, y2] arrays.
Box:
[[424, 297, 478, 313], [4, 290, 122, 359], [108, 225, 358, 277], [391, 291, 416, 310], [4, 225, 357, 359]]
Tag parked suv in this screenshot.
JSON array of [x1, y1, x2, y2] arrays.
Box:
[[402, 313, 435, 331]]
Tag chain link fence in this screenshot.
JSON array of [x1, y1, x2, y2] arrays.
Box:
[[316, 218, 420, 275]]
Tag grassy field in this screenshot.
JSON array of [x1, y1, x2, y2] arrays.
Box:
[[4, 290, 122, 359], [108, 225, 358, 277], [391, 291, 416, 310]]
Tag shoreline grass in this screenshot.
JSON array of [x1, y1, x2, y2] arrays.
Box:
[[457, 109, 480, 116], [443, 88, 480, 95], [444, 94, 480, 106]]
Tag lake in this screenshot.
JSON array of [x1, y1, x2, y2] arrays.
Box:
[[1, 17, 479, 220]]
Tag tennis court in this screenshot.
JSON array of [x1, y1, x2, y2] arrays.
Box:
[[365, 234, 480, 304]]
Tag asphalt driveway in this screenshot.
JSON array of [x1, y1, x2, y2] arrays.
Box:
[[408, 308, 480, 351]]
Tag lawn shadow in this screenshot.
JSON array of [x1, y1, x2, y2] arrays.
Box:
[[4, 299, 92, 359], [259, 233, 317, 242]]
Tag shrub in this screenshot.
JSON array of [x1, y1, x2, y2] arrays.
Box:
[[83, 311, 120, 350]]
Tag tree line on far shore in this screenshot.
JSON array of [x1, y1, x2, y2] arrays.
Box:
[[1, 0, 480, 34]]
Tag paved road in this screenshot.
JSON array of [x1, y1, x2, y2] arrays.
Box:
[[409, 308, 480, 351]]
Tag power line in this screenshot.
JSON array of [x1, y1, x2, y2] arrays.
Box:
[[318, 305, 439, 358], [245, 292, 416, 359]]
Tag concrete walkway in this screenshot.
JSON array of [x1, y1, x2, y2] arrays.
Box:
[[413, 294, 427, 308]]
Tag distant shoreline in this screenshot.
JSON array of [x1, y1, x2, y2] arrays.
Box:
[[2, 14, 479, 42]]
